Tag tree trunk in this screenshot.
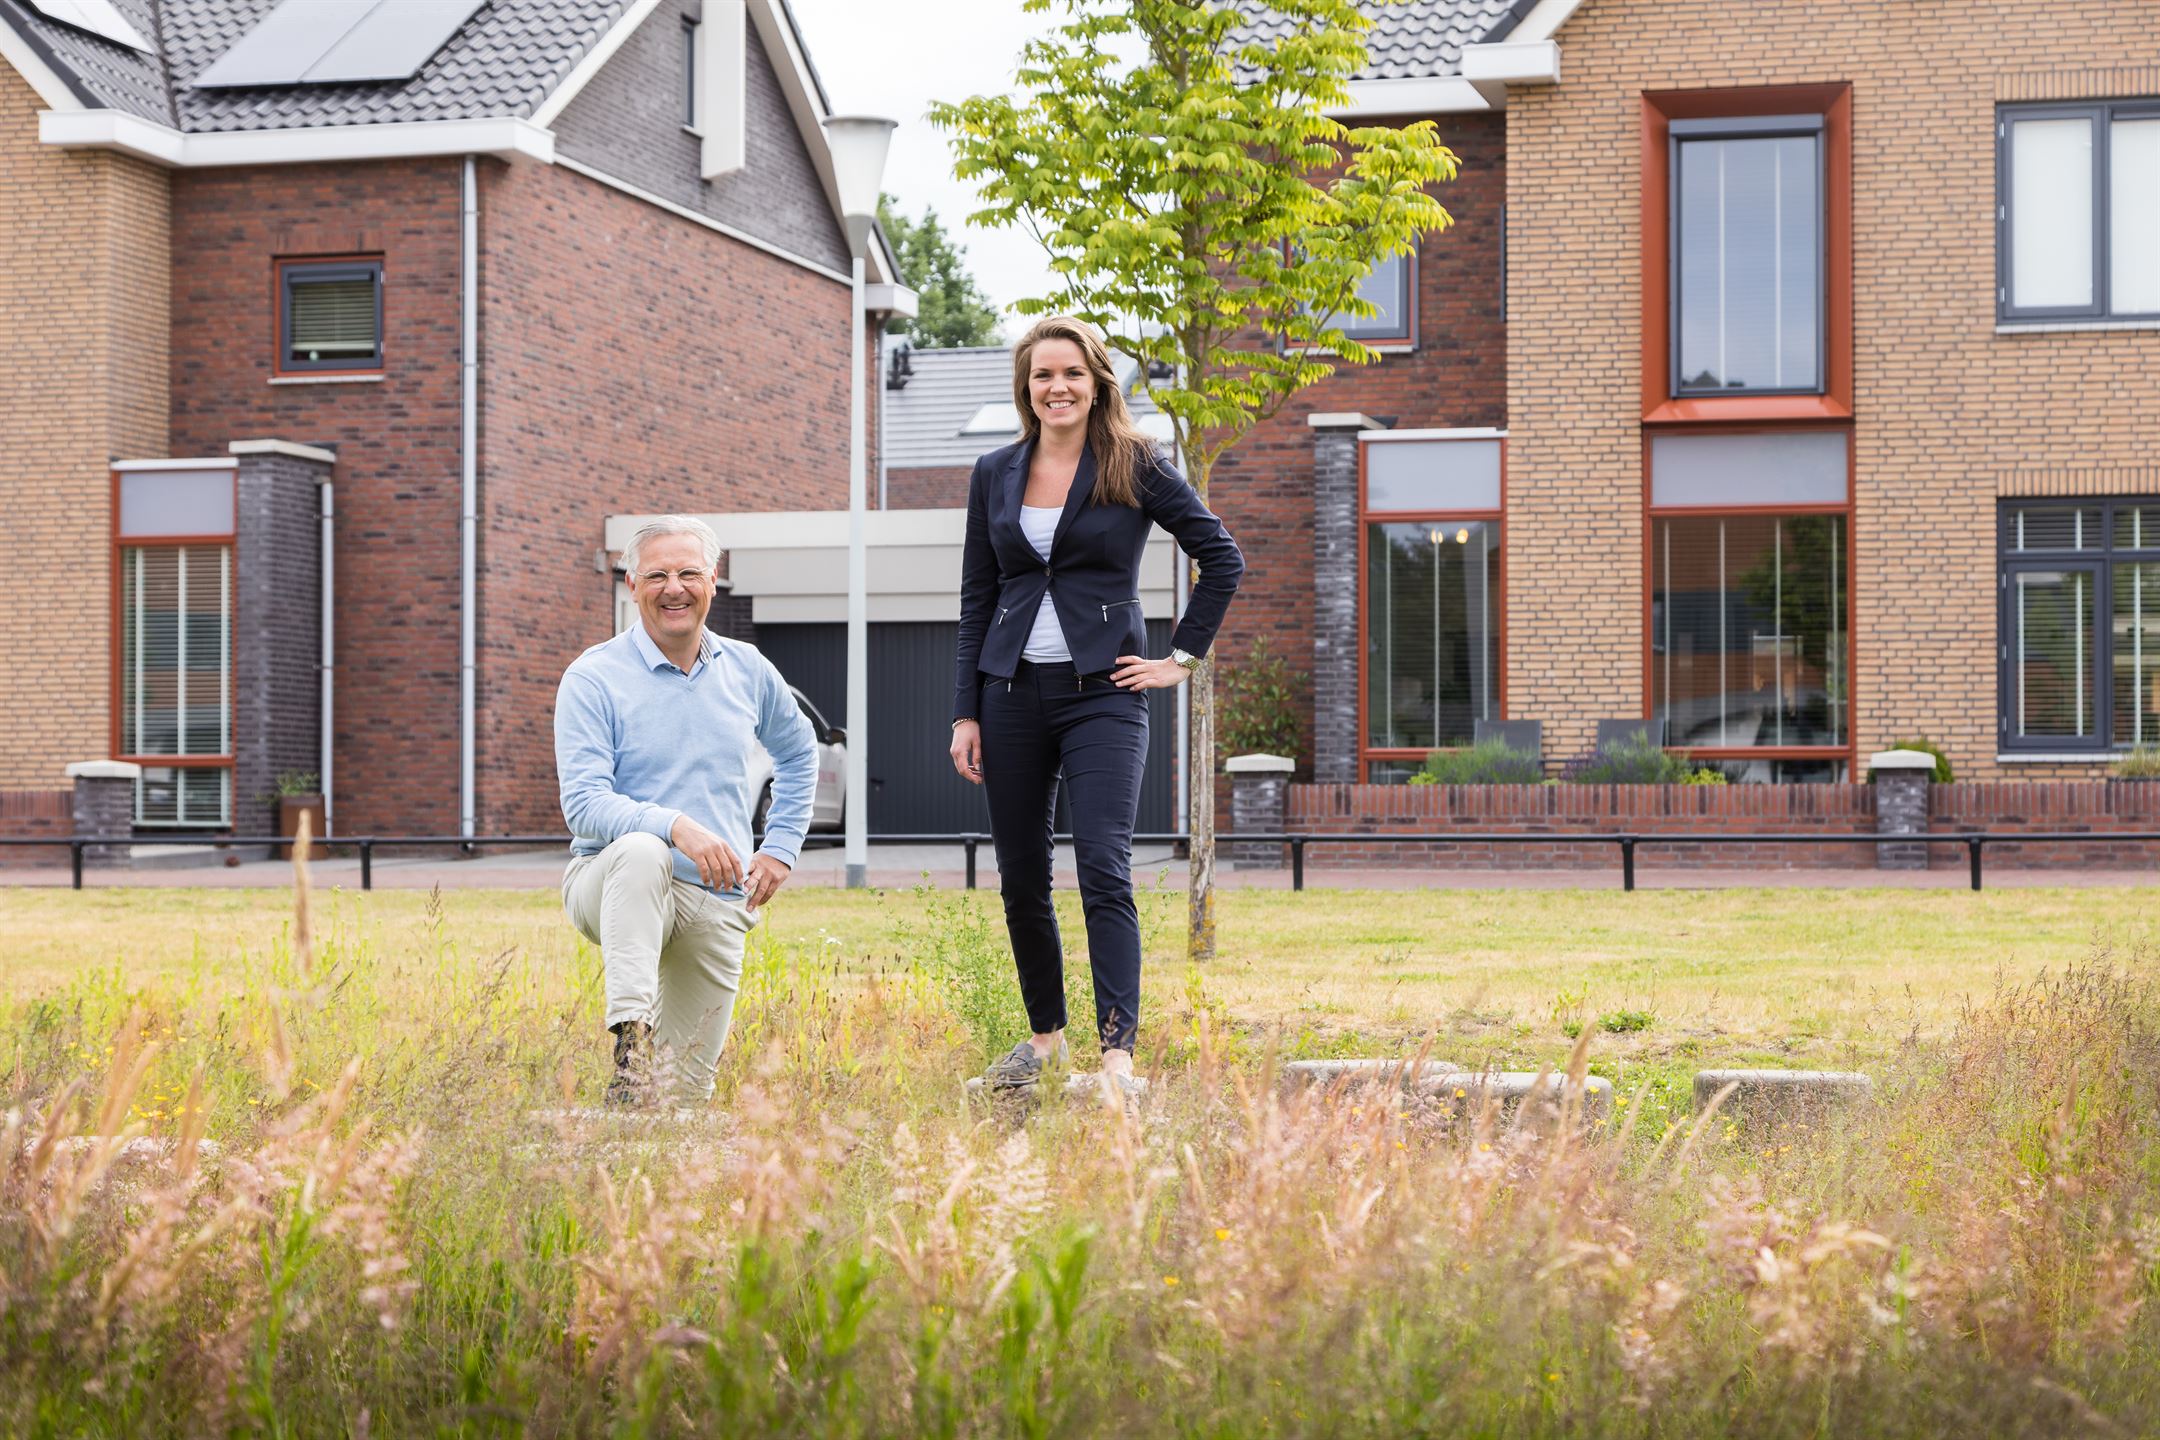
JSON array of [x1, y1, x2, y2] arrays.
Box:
[[1187, 655, 1217, 963]]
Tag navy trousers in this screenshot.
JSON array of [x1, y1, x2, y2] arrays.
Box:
[[978, 659, 1149, 1053]]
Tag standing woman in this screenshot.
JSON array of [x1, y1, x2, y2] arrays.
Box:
[[949, 317, 1244, 1087]]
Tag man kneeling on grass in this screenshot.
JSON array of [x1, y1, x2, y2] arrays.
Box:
[[554, 515, 818, 1107]]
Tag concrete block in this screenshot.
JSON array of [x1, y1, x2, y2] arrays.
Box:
[[1423, 1071, 1614, 1124], [1279, 1058, 1456, 1094], [1693, 1069, 1873, 1123]]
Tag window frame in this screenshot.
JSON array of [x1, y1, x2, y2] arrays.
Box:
[[1667, 113, 1827, 399], [1997, 99, 2160, 322], [1640, 424, 1857, 770], [1641, 84, 1853, 425], [1289, 245, 1419, 352], [108, 465, 238, 830], [1996, 497, 2160, 753], [1355, 433, 1508, 777], [275, 256, 384, 377], [682, 15, 700, 132]]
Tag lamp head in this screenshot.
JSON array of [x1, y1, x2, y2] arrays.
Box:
[[823, 114, 898, 255]]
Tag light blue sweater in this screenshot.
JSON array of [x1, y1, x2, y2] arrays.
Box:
[[555, 624, 818, 893]]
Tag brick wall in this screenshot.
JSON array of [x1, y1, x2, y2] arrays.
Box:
[[1506, 0, 2160, 777], [552, 0, 850, 274], [167, 158, 466, 836], [232, 450, 329, 836], [884, 464, 971, 510], [0, 66, 169, 787], [1206, 108, 1508, 773], [0, 789, 72, 868], [1286, 780, 2160, 870], [475, 157, 858, 834]]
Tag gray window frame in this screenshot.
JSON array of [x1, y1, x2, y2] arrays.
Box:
[[1668, 113, 1827, 399], [1331, 247, 1417, 346], [1998, 99, 2160, 322], [1997, 498, 2160, 753], [682, 16, 699, 130], [278, 259, 383, 374]]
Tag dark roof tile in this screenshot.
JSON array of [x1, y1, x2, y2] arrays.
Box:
[[1229, 0, 1531, 83]]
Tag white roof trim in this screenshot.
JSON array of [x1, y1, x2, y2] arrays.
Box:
[[1362, 427, 1507, 442], [113, 457, 236, 471], [743, 0, 899, 286], [863, 282, 918, 319], [1504, 0, 1585, 45], [0, 12, 86, 110], [38, 110, 555, 167], [557, 153, 850, 283], [1327, 76, 1492, 118], [529, 0, 669, 128], [1459, 40, 1559, 85], [230, 439, 338, 465]]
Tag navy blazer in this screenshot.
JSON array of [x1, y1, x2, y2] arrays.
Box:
[[952, 438, 1244, 723]]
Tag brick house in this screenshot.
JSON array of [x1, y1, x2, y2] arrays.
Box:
[[1212, 0, 2159, 788], [0, 0, 913, 848]]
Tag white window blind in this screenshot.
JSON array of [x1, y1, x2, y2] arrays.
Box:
[[2110, 118, 2160, 315], [2010, 117, 2095, 309], [289, 276, 378, 360], [121, 545, 232, 826]]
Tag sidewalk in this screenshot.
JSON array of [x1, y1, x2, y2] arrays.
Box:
[[2, 842, 2153, 891]]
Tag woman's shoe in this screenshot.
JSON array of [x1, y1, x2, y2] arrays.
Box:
[[983, 1036, 1069, 1088]]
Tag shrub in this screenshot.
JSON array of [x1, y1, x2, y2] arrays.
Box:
[[1217, 637, 1306, 761], [1412, 738, 1545, 785], [1869, 737, 1954, 784], [1563, 733, 1705, 785], [2113, 745, 2160, 780]]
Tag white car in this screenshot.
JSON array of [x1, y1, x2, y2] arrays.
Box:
[[749, 685, 846, 834]]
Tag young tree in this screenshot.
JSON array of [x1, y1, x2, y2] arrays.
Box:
[[933, 0, 1459, 960], [877, 193, 1004, 348]]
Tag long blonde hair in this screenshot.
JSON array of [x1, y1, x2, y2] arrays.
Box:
[[1010, 316, 1154, 508]]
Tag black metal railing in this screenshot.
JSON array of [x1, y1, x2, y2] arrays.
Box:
[[5, 829, 2158, 892]]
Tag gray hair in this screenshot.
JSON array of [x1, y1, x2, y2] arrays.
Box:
[[622, 515, 720, 576]]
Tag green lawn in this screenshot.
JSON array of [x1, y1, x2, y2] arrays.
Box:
[[7, 882, 2153, 1072]]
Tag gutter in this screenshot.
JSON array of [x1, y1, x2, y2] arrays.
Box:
[[460, 156, 479, 841]]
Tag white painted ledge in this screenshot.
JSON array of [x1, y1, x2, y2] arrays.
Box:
[[269, 374, 384, 386], [231, 439, 338, 465], [67, 760, 142, 780]]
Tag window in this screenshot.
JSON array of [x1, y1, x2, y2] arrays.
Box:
[[1359, 436, 1503, 780], [115, 466, 235, 827], [1641, 85, 1851, 422], [682, 17, 699, 130], [1999, 101, 2160, 320], [278, 259, 382, 374], [1999, 500, 2160, 751], [1671, 115, 1823, 395], [1295, 249, 1416, 348], [1648, 430, 1851, 771]]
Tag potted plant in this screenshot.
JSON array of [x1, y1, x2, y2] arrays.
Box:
[[274, 770, 324, 859]]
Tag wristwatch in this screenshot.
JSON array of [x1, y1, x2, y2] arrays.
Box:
[[1170, 648, 1200, 671]]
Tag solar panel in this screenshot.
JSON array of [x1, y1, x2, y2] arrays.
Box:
[[192, 0, 488, 88], [21, 0, 151, 51]]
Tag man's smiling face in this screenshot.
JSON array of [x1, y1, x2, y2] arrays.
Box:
[[629, 531, 716, 652]]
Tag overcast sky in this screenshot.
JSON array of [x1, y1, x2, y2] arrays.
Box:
[[787, 0, 1063, 336]]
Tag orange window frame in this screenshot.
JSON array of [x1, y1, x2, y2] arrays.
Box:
[[1641, 84, 1853, 425], [109, 468, 239, 819], [1356, 438, 1510, 777], [1638, 425, 1858, 774]]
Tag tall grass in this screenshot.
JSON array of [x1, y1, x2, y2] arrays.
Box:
[[3, 858, 2158, 1434]]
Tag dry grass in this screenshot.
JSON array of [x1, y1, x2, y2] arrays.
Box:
[[3, 870, 2159, 1435]]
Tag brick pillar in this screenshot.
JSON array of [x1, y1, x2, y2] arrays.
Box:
[[1227, 753, 1294, 868], [231, 441, 333, 839], [1869, 749, 1935, 870], [67, 760, 140, 867], [1310, 413, 1382, 784]]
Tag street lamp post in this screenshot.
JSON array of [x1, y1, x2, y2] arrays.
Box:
[[822, 115, 896, 891]]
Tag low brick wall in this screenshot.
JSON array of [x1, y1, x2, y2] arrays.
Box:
[[0, 789, 73, 868], [1284, 782, 2160, 870]]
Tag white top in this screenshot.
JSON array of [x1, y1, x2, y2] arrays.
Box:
[[1018, 504, 1072, 663]]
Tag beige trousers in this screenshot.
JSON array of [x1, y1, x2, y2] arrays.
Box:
[[562, 832, 757, 1102]]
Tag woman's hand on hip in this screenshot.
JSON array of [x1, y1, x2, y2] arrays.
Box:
[[1112, 654, 1191, 691], [950, 720, 984, 784]]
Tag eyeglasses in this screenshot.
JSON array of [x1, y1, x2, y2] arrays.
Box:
[[636, 568, 711, 587]]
